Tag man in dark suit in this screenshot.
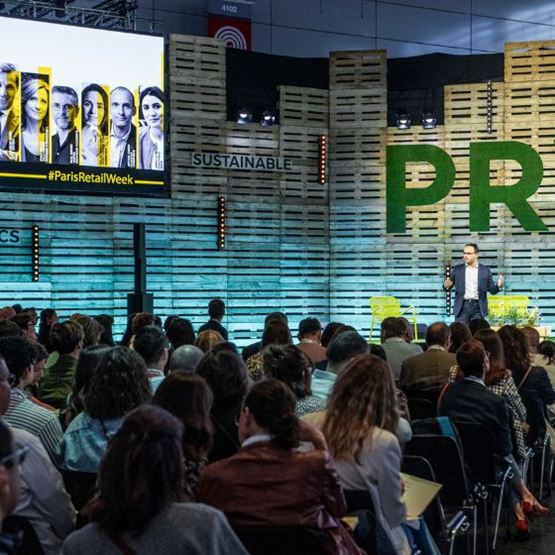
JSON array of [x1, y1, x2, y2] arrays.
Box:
[[439, 339, 513, 459], [198, 298, 228, 340], [400, 322, 455, 391], [0, 63, 19, 161], [443, 243, 503, 324]]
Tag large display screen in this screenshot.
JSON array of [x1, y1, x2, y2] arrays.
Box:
[[0, 17, 167, 196]]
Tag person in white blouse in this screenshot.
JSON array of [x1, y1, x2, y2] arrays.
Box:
[[444, 243, 503, 324]]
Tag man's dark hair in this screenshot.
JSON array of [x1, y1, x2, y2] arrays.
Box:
[[166, 317, 195, 348], [133, 325, 168, 367], [264, 312, 288, 325], [262, 319, 292, 348], [456, 339, 487, 378], [208, 298, 225, 320], [49, 321, 84, 354], [297, 318, 321, 338], [426, 322, 450, 347], [10, 312, 33, 332], [381, 317, 406, 340], [464, 243, 479, 254], [327, 331, 368, 365], [263, 344, 311, 399], [469, 318, 490, 336], [0, 336, 35, 384], [0, 320, 21, 338]]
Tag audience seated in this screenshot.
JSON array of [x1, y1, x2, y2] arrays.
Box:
[[26, 341, 53, 411], [168, 344, 204, 373], [262, 344, 327, 416], [380, 317, 422, 382], [93, 315, 115, 346], [197, 349, 248, 462], [61, 345, 112, 428], [40, 321, 84, 409], [498, 325, 555, 445], [0, 320, 20, 339], [10, 312, 37, 342], [0, 420, 20, 554], [320, 322, 344, 349], [400, 322, 455, 392], [198, 379, 362, 554], [296, 317, 327, 365], [538, 339, 555, 385], [522, 325, 554, 379], [195, 330, 224, 353], [61, 405, 248, 555], [198, 298, 228, 341], [69, 315, 102, 349], [58, 347, 151, 472], [321, 354, 408, 554], [0, 360, 75, 554], [0, 336, 64, 463], [38, 309, 58, 352], [153, 373, 213, 500], [246, 319, 292, 381], [241, 311, 288, 362], [448, 321, 471, 353], [326, 330, 368, 374], [132, 325, 168, 392], [468, 317, 490, 336], [439, 339, 547, 534]]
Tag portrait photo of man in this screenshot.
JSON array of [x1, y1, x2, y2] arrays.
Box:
[[52, 86, 79, 165], [110, 86, 136, 168], [0, 63, 20, 161]]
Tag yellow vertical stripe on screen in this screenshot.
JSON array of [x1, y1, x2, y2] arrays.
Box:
[[39, 66, 52, 164]]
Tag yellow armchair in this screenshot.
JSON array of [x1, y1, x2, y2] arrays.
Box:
[[368, 296, 418, 343]]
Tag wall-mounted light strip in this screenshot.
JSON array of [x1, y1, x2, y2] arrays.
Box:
[[486, 80, 494, 135], [318, 134, 327, 185], [32, 224, 39, 282], [217, 195, 226, 250], [445, 263, 452, 317]]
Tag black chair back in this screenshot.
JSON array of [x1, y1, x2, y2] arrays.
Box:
[[405, 434, 471, 508], [452, 421, 498, 484], [233, 526, 329, 555]]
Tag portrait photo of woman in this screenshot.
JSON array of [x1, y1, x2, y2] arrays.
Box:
[[138, 85, 164, 171], [20, 72, 50, 163], [80, 83, 109, 167]]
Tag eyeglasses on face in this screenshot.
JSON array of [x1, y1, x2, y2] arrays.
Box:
[[0, 444, 29, 469]]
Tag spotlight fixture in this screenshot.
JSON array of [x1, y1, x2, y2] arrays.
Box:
[[260, 110, 276, 127], [236, 107, 253, 124], [32, 224, 39, 282], [217, 195, 226, 250], [318, 134, 327, 185], [421, 111, 437, 129], [396, 112, 411, 130]]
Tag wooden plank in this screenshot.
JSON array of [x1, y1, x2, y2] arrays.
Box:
[[505, 40, 555, 82], [279, 86, 329, 127], [444, 82, 504, 125], [330, 88, 387, 128], [330, 50, 387, 90]]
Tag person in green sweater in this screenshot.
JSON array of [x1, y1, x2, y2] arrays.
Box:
[[39, 321, 84, 410]]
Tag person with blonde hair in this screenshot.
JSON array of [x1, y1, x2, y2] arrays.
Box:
[[195, 330, 224, 353], [323, 353, 408, 554]]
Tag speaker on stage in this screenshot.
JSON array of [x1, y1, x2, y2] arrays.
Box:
[[127, 223, 153, 315]]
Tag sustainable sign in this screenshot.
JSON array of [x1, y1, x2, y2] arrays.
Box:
[[386, 141, 547, 233], [192, 152, 294, 172]]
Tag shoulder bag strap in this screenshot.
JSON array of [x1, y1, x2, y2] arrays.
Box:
[[517, 366, 534, 391]]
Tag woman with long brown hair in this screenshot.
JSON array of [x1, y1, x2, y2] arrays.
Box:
[[322, 353, 408, 555]]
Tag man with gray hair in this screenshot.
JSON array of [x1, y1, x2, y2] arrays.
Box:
[[0, 63, 19, 161], [110, 86, 136, 168], [169, 344, 204, 373], [52, 86, 79, 164]]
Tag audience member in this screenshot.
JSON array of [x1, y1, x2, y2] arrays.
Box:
[[0, 336, 63, 463], [296, 317, 327, 365], [26, 341, 52, 410], [320, 322, 344, 349], [195, 330, 224, 353], [61, 405, 248, 555], [61, 345, 112, 428], [38, 308, 58, 351], [0, 306, 16, 321], [0, 420, 20, 552], [167, 317, 196, 350], [93, 314, 115, 346], [439, 339, 547, 531], [0, 320, 20, 339], [70, 314, 102, 348], [119, 313, 136, 347], [196, 349, 248, 462], [538, 340, 555, 385], [58, 347, 151, 472], [468, 317, 490, 336], [322, 354, 408, 554], [400, 322, 455, 391], [40, 321, 84, 409], [0, 363, 75, 555], [168, 344, 204, 373], [133, 325, 169, 392], [498, 325, 555, 445], [326, 330, 368, 374], [380, 317, 422, 381], [198, 379, 362, 554], [241, 311, 288, 362], [246, 319, 292, 381], [448, 321, 471, 353], [10, 312, 36, 341], [198, 298, 228, 341], [163, 315, 179, 333], [263, 344, 326, 416], [153, 373, 214, 500], [131, 312, 157, 337]]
